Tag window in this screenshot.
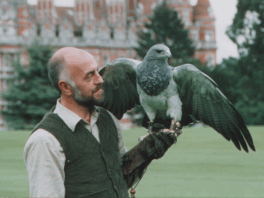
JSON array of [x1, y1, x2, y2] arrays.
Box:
[[183, 10, 190, 26], [103, 55, 109, 66], [3, 54, 11, 67], [137, 3, 144, 14], [2, 8, 6, 16], [206, 55, 215, 68], [205, 32, 214, 42], [55, 25, 59, 37], [37, 25, 41, 36], [3, 28, 7, 35], [208, 6, 214, 17], [151, 3, 157, 10], [192, 31, 199, 41], [74, 29, 83, 37], [110, 28, 114, 39], [3, 53, 18, 68]]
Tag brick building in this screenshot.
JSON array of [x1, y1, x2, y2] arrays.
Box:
[[0, 0, 216, 129]]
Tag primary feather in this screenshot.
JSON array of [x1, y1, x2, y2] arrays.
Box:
[[98, 44, 255, 152]]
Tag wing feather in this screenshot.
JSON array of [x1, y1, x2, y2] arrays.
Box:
[[173, 64, 255, 152], [98, 58, 141, 119], [209, 100, 230, 141]]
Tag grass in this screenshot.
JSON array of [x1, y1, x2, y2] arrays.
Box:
[[0, 126, 264, 197]]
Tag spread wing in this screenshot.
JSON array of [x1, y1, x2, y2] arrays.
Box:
[[98, 58, 141, 119], [172, 64, 255, 152]]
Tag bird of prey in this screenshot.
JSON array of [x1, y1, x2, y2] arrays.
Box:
[[98, 44, 255, 152]]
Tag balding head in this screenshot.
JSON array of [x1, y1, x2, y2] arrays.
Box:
[[48, 47, 97, 93]]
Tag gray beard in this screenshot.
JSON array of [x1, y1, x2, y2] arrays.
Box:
[[72, 86, 104, 108]]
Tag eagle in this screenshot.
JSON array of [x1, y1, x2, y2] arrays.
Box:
[[98, 44, 255, 153]]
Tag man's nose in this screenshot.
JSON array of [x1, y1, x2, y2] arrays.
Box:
[[95, 72, 104, 84]]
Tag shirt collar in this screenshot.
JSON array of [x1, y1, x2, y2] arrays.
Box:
[[53, 99, 100, 132]]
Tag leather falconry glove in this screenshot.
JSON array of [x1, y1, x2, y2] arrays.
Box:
[[122, 123, 177, 188]]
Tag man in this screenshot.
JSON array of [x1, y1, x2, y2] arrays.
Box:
[[24, 47, 177, 197]]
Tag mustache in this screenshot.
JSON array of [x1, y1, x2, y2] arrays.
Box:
[[92, 84, 103, 93]]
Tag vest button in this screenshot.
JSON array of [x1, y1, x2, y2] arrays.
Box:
[[114, 186, 117, 189], [108, 168, 111, 172]]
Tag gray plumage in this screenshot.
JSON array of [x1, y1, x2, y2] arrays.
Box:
[[137, 44, 171, 96], [98, 44, 255, 153]]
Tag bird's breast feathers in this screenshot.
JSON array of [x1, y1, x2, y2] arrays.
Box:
[[137, 78, 179, 110], [136, 62, 171, 96]]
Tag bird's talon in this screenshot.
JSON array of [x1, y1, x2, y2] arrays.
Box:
[[175, 130, 182, 137], [176, 122, 181, 128]]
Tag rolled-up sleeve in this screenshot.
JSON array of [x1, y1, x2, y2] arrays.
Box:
[[24, 129, 66, 197]]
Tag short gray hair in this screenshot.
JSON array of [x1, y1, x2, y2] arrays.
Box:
[[47, 54, 67, 93]]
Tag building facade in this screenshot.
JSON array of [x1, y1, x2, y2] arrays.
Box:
[[0, 0, 216, 129]]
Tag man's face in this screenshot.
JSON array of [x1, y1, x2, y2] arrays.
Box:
[[67, 52, 104, 108], [71, 80, 104, 108]]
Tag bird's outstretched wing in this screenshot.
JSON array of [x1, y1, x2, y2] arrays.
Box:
[[98, 58, 141, 119], [172, 64, 255, 152]]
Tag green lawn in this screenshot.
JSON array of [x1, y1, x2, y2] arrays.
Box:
[[0, 126, 264, 197]]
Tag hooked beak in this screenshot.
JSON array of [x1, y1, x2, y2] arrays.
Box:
[[165, 50, 172, 58]]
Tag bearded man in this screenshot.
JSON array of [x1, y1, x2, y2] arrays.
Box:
[[24, 47, 177, 198]]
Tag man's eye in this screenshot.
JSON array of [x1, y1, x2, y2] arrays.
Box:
[[85, 74, 93, 80]]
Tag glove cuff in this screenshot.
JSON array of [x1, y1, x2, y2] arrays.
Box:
[[122, 141, 150, 175]]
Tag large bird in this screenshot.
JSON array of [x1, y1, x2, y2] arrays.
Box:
[[98, 44, 255, 153]]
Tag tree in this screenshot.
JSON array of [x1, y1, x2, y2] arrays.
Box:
[[1, 42, 59, 130], [225, 0, 264, 125], [226, 0, 264, 57], [135, 1, 195, 64], [202, 0, 264, 125]]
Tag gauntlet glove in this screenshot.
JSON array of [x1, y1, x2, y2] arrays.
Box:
[[122, 123, 177, 188]]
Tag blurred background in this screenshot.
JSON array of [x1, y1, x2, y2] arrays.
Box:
[[0, 0, 263, 197]]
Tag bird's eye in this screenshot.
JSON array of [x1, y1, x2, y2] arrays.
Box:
[[156, 50, 162, 54]]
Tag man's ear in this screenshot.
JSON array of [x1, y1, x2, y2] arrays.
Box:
[[58, 80, 73, 97]]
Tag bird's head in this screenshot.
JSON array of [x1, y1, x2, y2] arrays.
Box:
[[144, 44, 172, 61]]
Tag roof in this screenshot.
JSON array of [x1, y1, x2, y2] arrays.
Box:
[[193, 0, 215, 20], [55, 6, 75, 25], [27, 4, 76, 26]]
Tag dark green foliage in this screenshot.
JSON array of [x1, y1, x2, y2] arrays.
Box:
[[222, 0, 264, 125], [135, 1, 195, 63], [1, 42, 59, 130], [226, 0, 264, 56]]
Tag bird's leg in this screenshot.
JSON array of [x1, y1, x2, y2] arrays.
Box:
[[148, 120, 154, 133], [170, 120, 175, 130], [139, 120, 153, 142], [169, 120, 182, 137]]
